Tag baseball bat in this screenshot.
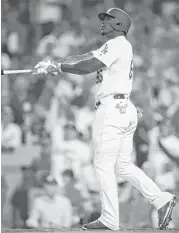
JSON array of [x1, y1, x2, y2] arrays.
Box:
[[1, 69, 32, 75]]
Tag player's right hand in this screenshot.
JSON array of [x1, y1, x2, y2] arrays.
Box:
[[33, 60, 61, 76], [32, 60, 51, 75]]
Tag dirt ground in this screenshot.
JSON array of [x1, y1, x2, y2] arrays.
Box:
[[2, 228, 179, 233]]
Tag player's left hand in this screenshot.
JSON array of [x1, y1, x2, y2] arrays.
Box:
[[33, 60, 61, 76]]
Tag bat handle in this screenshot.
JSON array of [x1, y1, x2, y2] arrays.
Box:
[[1, 69, 33, 75]]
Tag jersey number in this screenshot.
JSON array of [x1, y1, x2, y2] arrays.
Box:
[[129, 60, 133, 80], [96, 69, 103, 84]]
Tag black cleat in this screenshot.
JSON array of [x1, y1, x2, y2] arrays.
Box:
[[82, 219, 111, 230], [158, 196, 176, 230]]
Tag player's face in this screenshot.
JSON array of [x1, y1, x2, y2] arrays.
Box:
[[100, 16, 114, 35]]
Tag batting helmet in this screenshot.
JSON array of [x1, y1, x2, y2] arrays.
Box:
[[98, 8, 131, 35]]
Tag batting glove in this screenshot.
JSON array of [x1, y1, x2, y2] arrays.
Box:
[[33, 60, 50, 75], [47, 61, 62, 76], [33, 60, 61, 76]]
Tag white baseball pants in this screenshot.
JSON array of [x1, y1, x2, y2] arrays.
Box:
[[92, 97, 174, 230]]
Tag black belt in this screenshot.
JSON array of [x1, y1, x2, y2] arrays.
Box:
[[95, 94, 126, 109], [113, 93, 126, 99]]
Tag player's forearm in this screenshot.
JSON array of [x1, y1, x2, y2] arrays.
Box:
[[55, 53, 95, 75], [53, 53, 105, 75], [61, 60, 94, 74]]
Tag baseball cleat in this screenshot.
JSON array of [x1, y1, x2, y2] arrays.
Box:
[[82, 219, 111, 230], [158, 196, 176, 230]]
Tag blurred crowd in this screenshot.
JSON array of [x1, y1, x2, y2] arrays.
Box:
[[1, 0, 179, 229]]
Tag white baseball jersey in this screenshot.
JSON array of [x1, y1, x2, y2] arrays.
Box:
[[92, 36, 133, 101]]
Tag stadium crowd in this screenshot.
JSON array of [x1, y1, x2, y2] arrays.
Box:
[[1, 0, 179, 229]]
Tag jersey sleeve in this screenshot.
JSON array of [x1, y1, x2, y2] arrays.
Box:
[[92, 39, 120, 68]]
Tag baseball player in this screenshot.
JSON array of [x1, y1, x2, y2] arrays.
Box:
[[33, 8, 176, 230]]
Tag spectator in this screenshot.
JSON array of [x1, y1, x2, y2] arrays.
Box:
[[31, 131, 52, 173], [34, 0, 63, 39], [11, 166, 34, 228], [129, 188, 153, 228], [1, 106, 22, 152], [171, 106, 179, 137], [158, 127, 179, 228], [87, 189, 101, 222], [5, 6, 27, 61], [148, 119, 173, 177], [82, 187, 101, 225], [159, 135, 179, 166], [26, 172, 72, 228], [47, 79, 75, 131], [134, 118, 150, 168], [82, 160, 99, 194], [62, 169, 85, 226], [128, 162, 156, 228], [1, 53, 12, 70], [158, 118, 179, 163], [48, 80, 76, 184], [74, 106, 94, 141], [1, 173, 8, 227], [10, 76, 30, 127], [36, 20, 85, 59], [61, 122, 91, 180], [1, 90, 11, 108], [117, 181, 133, 228], [30, 117, 46, 145], [36, 20, 71, 59]]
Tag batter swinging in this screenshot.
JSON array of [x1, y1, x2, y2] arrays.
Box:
[[33, 8, 176, 231]]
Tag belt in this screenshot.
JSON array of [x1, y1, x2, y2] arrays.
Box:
[[95, 94, 127, 110]]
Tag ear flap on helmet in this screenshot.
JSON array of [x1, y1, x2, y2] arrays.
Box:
[[111, 18, 125, 33], [111, 19, 126, 35]]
